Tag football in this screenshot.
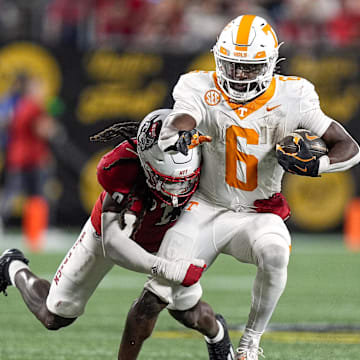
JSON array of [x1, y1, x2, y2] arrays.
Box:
[[276, 129, 328, 159]]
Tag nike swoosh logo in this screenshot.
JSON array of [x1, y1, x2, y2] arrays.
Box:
[[266, 104, 281, 111], [305, 133, 319, 141], [294, 165, 308, 172]]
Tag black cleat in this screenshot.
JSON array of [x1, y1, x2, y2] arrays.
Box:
[[206, 314, 235, 360], [0, 248, 29, 296]]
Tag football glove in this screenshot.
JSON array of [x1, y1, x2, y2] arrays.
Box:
[[165, 129, 212, 156], [151, 257, 206, 287], [254, 193, 291, 221], [276, 138, 320, 177]]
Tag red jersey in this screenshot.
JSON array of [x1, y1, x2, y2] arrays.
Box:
[[6, 97, 51, 169], [90, 140, 183, 253]]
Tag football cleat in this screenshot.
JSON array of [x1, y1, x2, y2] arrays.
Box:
[[206, 314, 235, 360], [236, 346, 265, 360], [0, 248, 29, 296]]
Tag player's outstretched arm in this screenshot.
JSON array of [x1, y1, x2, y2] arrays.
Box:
[[158, 114, 211, 155], [319, 121, 360, 173], [101, 194, 206, 286]]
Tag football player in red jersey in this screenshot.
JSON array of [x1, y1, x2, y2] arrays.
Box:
[[0, 109, 207, 346]]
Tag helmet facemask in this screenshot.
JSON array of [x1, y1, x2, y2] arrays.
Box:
[[143, 161, 200, 207], [213, 15, 280, 103], [214, 54, 277, 103]]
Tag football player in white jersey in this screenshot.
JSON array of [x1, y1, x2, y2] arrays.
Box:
[[122, 14, 360, 360]]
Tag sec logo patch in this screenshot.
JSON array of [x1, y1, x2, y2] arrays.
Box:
[[204, 89, 221, 106]]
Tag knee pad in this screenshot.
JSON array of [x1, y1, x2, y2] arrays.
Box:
[[253, 232, 290, 272], [258, 242, 290, 272]]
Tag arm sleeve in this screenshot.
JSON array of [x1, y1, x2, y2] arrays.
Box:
[[297, 79, 332, 137], [318, 151, 360, 173], [171, 74, 206, 126], [101, 211, 205, 285], [318, 122, 360, 173], [158, 74, 206, 151], [299, 109, 360, 173], [296, 79, 360, 172], [96, 144, 140, 199], [299, 108, 333, 137], [101, 211, 158, 273]]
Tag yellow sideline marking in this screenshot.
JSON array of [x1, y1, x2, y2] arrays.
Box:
[[153, 330, 360, 344]]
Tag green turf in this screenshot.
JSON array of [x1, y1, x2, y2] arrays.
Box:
[[0, 234, 359, 359]]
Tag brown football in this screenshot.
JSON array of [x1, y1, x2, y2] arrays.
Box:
[[277, 129, 328, 159]]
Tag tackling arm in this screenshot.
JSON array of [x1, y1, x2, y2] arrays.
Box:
[[158, 114, 211, 155], [101, 193, 205, 286], [319, 122, 360, 173]]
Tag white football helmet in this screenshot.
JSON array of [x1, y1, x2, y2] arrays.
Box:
[[137, 109, 201, 207], [213, 15, 280, 103]]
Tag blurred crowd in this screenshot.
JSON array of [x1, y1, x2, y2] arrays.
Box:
[[0, 0, 359, 52]]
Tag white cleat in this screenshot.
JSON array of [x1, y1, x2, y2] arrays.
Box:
[[236, 346, 265, 360]]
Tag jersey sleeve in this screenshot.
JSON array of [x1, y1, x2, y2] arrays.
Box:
[[97, 142, 141, 198], [298, 78, 320, 114], [297, 78, 332, 137], [170, 73, 207, 127]]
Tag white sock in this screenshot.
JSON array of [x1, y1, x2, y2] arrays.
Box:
[[8, 260, 30, 287], [238, 327, 263, 349], [205, 319, 224, 344]]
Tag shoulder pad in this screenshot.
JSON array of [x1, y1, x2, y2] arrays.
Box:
[[174, 71, 214, 96], [97, 140, 141, 195], [276, 75, 320, 112]]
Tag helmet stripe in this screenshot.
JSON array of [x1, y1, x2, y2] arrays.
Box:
[[235, 14, 256, 51]]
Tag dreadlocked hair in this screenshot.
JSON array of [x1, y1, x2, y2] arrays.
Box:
[[90, 121, 139, 148], [91, 121, 155, 237]]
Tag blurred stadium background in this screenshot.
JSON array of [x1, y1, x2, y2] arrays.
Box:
[[0, 0, 359, 359]]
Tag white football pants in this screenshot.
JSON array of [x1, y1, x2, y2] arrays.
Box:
[[46, 219, 114, 318], [145, 193, 291, 333]]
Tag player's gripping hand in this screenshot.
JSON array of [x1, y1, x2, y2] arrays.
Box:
[[254, 193, 291, 221], [276, 138, 320, 177], [151, 257, 206, 287], [165, 129, 212, 156]]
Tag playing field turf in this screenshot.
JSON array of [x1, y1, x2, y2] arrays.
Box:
[[0, 232, 359, 360]]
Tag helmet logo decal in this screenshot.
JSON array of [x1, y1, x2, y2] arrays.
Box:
[[254, 51, 266, 59], [220, 46, 229, 56], [204, 89, 221, 106], [137, 114, 162, 151], [262, 24, 278, 47], [233, 52, 248, 58]]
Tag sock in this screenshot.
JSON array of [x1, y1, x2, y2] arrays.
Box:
[[8, 260, 30, 287], [238, 327, 263, 349], [205, 319, 224, 344]]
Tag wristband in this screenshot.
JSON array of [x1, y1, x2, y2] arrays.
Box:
[[318, 155, 330, 174]]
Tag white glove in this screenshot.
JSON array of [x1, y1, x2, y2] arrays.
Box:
[[151, 257, 206, 287]]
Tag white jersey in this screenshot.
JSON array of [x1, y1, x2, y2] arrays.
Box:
[[167, 71, 333, 211]]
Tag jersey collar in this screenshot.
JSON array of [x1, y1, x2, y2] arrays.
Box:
[[213, 73, 276, 119]]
